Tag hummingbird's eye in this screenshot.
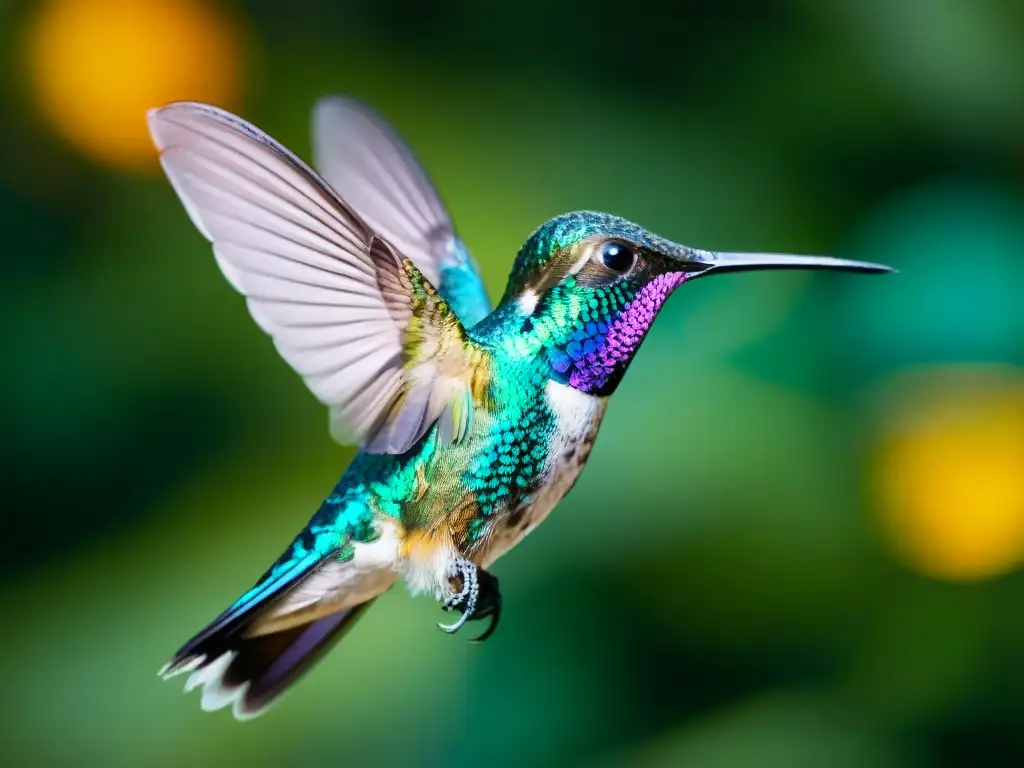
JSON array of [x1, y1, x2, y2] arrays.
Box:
[[575, 239, 639, 287], [599, 242, 636, 274]]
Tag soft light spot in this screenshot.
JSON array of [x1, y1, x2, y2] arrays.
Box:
[[517, 289, 539, 315], [872, 365, 1024, 581], [26, 0, 246, 171]]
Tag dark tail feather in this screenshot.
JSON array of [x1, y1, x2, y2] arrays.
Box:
[[162, 600, 375, 720]]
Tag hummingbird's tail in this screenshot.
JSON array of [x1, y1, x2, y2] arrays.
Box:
[[160, 597, 375, 720]]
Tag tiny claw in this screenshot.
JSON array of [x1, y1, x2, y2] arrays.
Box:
[[469, 570, 501, 642], [470, 610, 500, 643], [438, 614, 470, 634]]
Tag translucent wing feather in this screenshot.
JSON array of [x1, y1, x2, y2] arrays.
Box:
[[149, 101, 481, 454], [312, 97, 492, 327]]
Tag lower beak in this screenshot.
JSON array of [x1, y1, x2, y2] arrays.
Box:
[[684, 250, 895, 277]]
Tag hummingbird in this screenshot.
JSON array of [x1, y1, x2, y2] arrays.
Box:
[[148, 97, 892, 720]]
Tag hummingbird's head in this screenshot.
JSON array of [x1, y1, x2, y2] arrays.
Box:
[[490, 211, 891, 397]]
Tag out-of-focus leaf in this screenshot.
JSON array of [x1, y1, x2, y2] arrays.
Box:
[[598, 692, 911, 768]]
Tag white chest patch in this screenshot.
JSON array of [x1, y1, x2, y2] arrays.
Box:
[[544, 379, 606, 449], [482, 380, 606, 567]]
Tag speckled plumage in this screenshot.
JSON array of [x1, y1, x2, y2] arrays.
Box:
[[149, 99, 891, 720], [208, 210, 698, 645]]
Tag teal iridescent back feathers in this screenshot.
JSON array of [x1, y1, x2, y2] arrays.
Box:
[[147, 98, 892, 720]]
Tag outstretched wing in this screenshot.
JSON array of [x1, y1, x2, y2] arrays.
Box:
[[312, 96, 492, 328], [148, 102, 485, 454]]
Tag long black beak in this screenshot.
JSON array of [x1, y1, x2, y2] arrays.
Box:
[[683, 250, 895, 277]]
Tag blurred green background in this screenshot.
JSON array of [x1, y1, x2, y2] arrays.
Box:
[[1, 0, 1022, 765]]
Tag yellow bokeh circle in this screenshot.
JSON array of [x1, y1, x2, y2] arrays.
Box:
[[27, 0, 246, 171], [873, 365, 1024, 581]]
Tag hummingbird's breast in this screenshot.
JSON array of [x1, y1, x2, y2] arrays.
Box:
[[476, 380, 607, 568], [288, 373, 607, 602]]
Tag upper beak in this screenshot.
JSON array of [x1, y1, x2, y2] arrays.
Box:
[[682, 250, 895, 277]]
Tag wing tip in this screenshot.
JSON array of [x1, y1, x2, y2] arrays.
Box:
[[146, 100, 203, 126], [146, 101, 249, 142], [146, 101, 212, 149], [312, 94, 371, 117]]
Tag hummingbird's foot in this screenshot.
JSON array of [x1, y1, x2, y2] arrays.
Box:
[[438, 556, 502, 642]]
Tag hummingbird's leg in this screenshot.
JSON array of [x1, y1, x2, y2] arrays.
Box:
[[438, 556, 478, 635], [438, 556, 502, 641]]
